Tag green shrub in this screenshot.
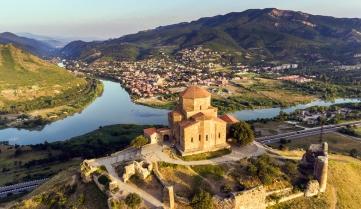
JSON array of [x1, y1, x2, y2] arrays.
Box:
[[191, 190, 214, 209], [230, 121, 255, 146], [247, 155, 281, 185], [220, 184, 232, 193], [130, 135, 148, 148], [192, 165, 224, 180], [350, 149, 359, 158], [125, 193, 142, 209]]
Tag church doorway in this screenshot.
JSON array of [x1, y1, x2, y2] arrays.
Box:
[[163, 134, 170, 142]]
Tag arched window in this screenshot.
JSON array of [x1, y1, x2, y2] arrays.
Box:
[[206, 135, 208, 141], [199, 135, 201, 141], [218, 133, 221, 138], [200, 105, 202, 110], [191, 137, 193, 143]]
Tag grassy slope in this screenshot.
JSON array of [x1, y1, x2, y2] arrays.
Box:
[[0, 144, 81, 186], [0, 44, 85, 104], [269, 132, 361, 209], [6, 167, 108, 209], [269, 155, 361, 209], [0, 44, 103, 121]]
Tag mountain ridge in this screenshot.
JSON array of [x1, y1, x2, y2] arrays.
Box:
[[0, 32, 55, 58], [59, 8, 361, 65]]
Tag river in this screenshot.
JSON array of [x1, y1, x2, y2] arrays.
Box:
[[0, 80, 359, 145]]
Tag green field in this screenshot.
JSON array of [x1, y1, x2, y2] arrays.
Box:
[[211, 74, 316, 113], [0, 44, 103, 124]]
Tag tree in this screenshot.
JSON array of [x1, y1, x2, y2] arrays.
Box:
[[14, 148, 22, 157], [350, 149, 359, 158], [191, 190, 213, 209], [130, 135, 148, 148], [220, 184, 232, 194], [230, 121, 255, 146], [125, 193, 142, 209], [278, 111, 288, 121]]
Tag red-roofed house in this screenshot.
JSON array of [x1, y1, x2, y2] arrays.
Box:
[[143, 128, 159, 144]]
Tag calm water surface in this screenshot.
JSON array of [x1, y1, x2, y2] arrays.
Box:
[[0, 80, 359, 145]]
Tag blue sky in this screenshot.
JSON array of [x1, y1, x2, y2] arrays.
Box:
[[2, 0, 361, 40]]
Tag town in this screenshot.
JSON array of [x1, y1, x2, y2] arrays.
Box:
[[60, 47, 310, 99]]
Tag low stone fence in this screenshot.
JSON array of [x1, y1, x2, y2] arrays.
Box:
[[153, 162, 182, 208]]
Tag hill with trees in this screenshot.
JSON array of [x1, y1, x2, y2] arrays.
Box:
[[0, 32, 55, 58], [60, 8, 361, 65], [0, 44, 102, 128]]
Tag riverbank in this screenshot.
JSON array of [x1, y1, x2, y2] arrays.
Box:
[[0, 78, 104, 130]]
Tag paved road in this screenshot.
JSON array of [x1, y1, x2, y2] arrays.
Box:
[[0, 179, 48, 198], [257, 120, 361, 144]]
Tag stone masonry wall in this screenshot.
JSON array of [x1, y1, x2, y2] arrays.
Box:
[[234, 186, 267, 209]]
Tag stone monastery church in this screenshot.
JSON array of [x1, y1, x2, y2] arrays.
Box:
[[144, 86, 239, 156]]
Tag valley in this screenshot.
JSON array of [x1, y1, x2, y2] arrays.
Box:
[[1, 4, 361, 209], [63, 47, 360, 114]]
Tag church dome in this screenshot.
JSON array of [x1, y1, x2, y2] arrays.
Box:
[[180, 86, 211, 99]]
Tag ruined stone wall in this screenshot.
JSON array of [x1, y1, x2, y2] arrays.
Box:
[[301, 142, 329, 193], [153, 162, 176, 209], [233, 186, 267, 209], [314, 155, 328, 192], [122, 161, 153, 182]]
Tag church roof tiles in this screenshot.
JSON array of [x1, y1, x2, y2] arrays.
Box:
[[180, 86, 211, 99]]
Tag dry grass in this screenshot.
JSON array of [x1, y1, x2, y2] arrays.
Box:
[[9, 167, 108, 209], [269, 155, 361, 209], [327, 155, 361, 209], [158, 164, 197, 198]]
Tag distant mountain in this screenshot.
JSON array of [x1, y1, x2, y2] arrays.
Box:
[[16, 33, 103, 49], [60, 8, 361, 65], [0, 32, 55, 58], [16, 32, 72, 48]]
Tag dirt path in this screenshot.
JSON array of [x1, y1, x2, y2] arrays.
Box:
[[329, 185, 337, 209]]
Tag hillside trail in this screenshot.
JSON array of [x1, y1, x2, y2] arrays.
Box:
[[329, 185, 337, 209]]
